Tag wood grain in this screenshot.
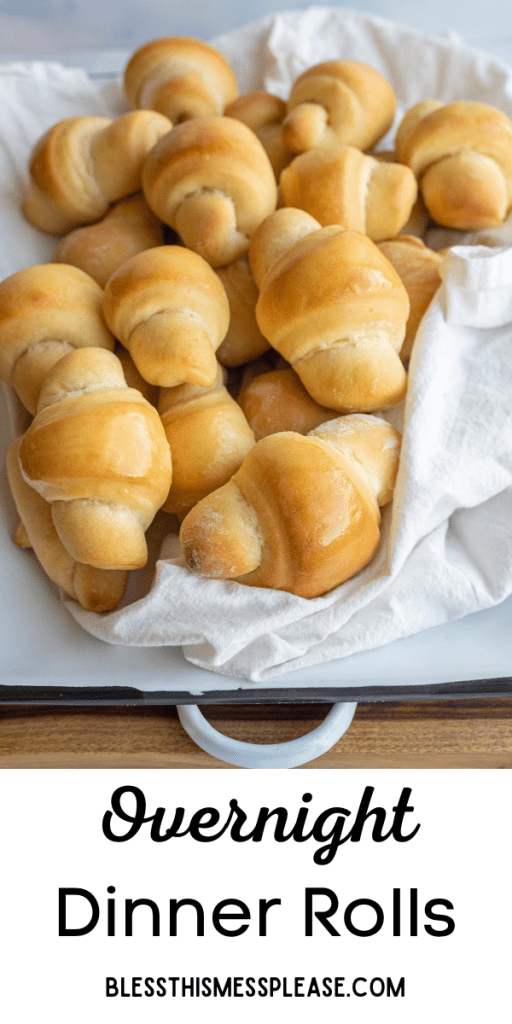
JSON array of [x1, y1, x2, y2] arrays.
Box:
[[1, 699, 512, 768]]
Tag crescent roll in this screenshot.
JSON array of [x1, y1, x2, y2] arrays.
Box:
[[225, 91, 293, 179], [282, 60, 396, 155], [102, 245, 230, 388], [377, 235, 443, 360], [159, 363, 255, 520], [180, 414, 401, 598], [18, 348, 172, 571], [250, 208, 409, 413], [53, 194, 163, 288], [124, 36, 238, 122], [396, 100, 512, 229], [6, 438, 129, 612], [142, 116, 278, 267], [23, 110, 172, 234], [0, 263, 115, 414], [280, 145, 418, 242]]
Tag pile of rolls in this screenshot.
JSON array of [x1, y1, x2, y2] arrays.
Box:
[[3, 34, 511, 610]]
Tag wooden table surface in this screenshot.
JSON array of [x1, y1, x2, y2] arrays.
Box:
[[1, 698, 512, 768]]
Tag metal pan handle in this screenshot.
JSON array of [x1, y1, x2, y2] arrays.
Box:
[[176, 701, 358, 769]]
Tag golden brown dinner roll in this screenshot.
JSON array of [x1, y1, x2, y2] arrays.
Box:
[[377, 235, 443, 360], [18, 348, 172, 571], [53, 194, 164, 287], [124, 36, 238, 122], [371, 149, 429, 236], [250, 208, 409, 413], [23, 110, 172, 234], [114, 344, 159, 406], [180, 413, 401, 598], [238, 366, 337, 439], [102, 245, 230, 388], [159, 363, 255, 520], [280, 146, 417, 242], [215, 255, 270, 367], [6, 438, 129, 612], [224, 90, 293, 179], [142, 116, 278, 267], [0, 263, 115, 415], [396, 100, 512, 229], [282, 60, 396, 155]]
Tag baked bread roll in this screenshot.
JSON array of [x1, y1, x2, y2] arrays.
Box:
[[282, 60, 396, 155], [18, 348, 172, 570], [377, 235, 443, 360], [280, 145, 417, 242], [6, 438, 129, 612], [23, 110, 172, 234], [159, 363, 255, 520], [142, 116, 278, 267], [395, 100, 512, 229], [227, 348, 284, 403], [371, 149, 429, 236], [250, 208, 409, 413], [224, 91, 293, 179], [238, 366, 337, 439], [124, 36, 238, 122], [102, 245, 230, 388], [215, 255, 270, 367], [0, 263, 115, 415], [115, 344, 159, 406], [180, 413, 401, 598], [53, 194, 163, 287]]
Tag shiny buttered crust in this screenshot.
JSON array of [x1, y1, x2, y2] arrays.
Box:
[[396, 100, 512, 229], [124, 36, 238, 121], [0, 263, 115, 414], [254, 223, 409, 412], [180, 415, 401, 598], [282, 60, 396, 154], [18, 348, 172, 571], [142, 116, 278, 266], [22, 110, 172, 234], [102, 245, 230, 388]]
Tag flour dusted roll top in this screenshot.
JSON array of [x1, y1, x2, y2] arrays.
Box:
[[102, 245, 230, 388], [180, 414, 401, 598], [282, 60, 396, 155], [0, 263, 115, 415], [18, 348, 172, 571], [250, 208, 409, 413], [142, 116, 278, 267], [124, 36, 238, 122], [23, 110, 172, 234]]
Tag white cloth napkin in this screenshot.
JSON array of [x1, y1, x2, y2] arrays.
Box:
[[2, 7, 512, 682]]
